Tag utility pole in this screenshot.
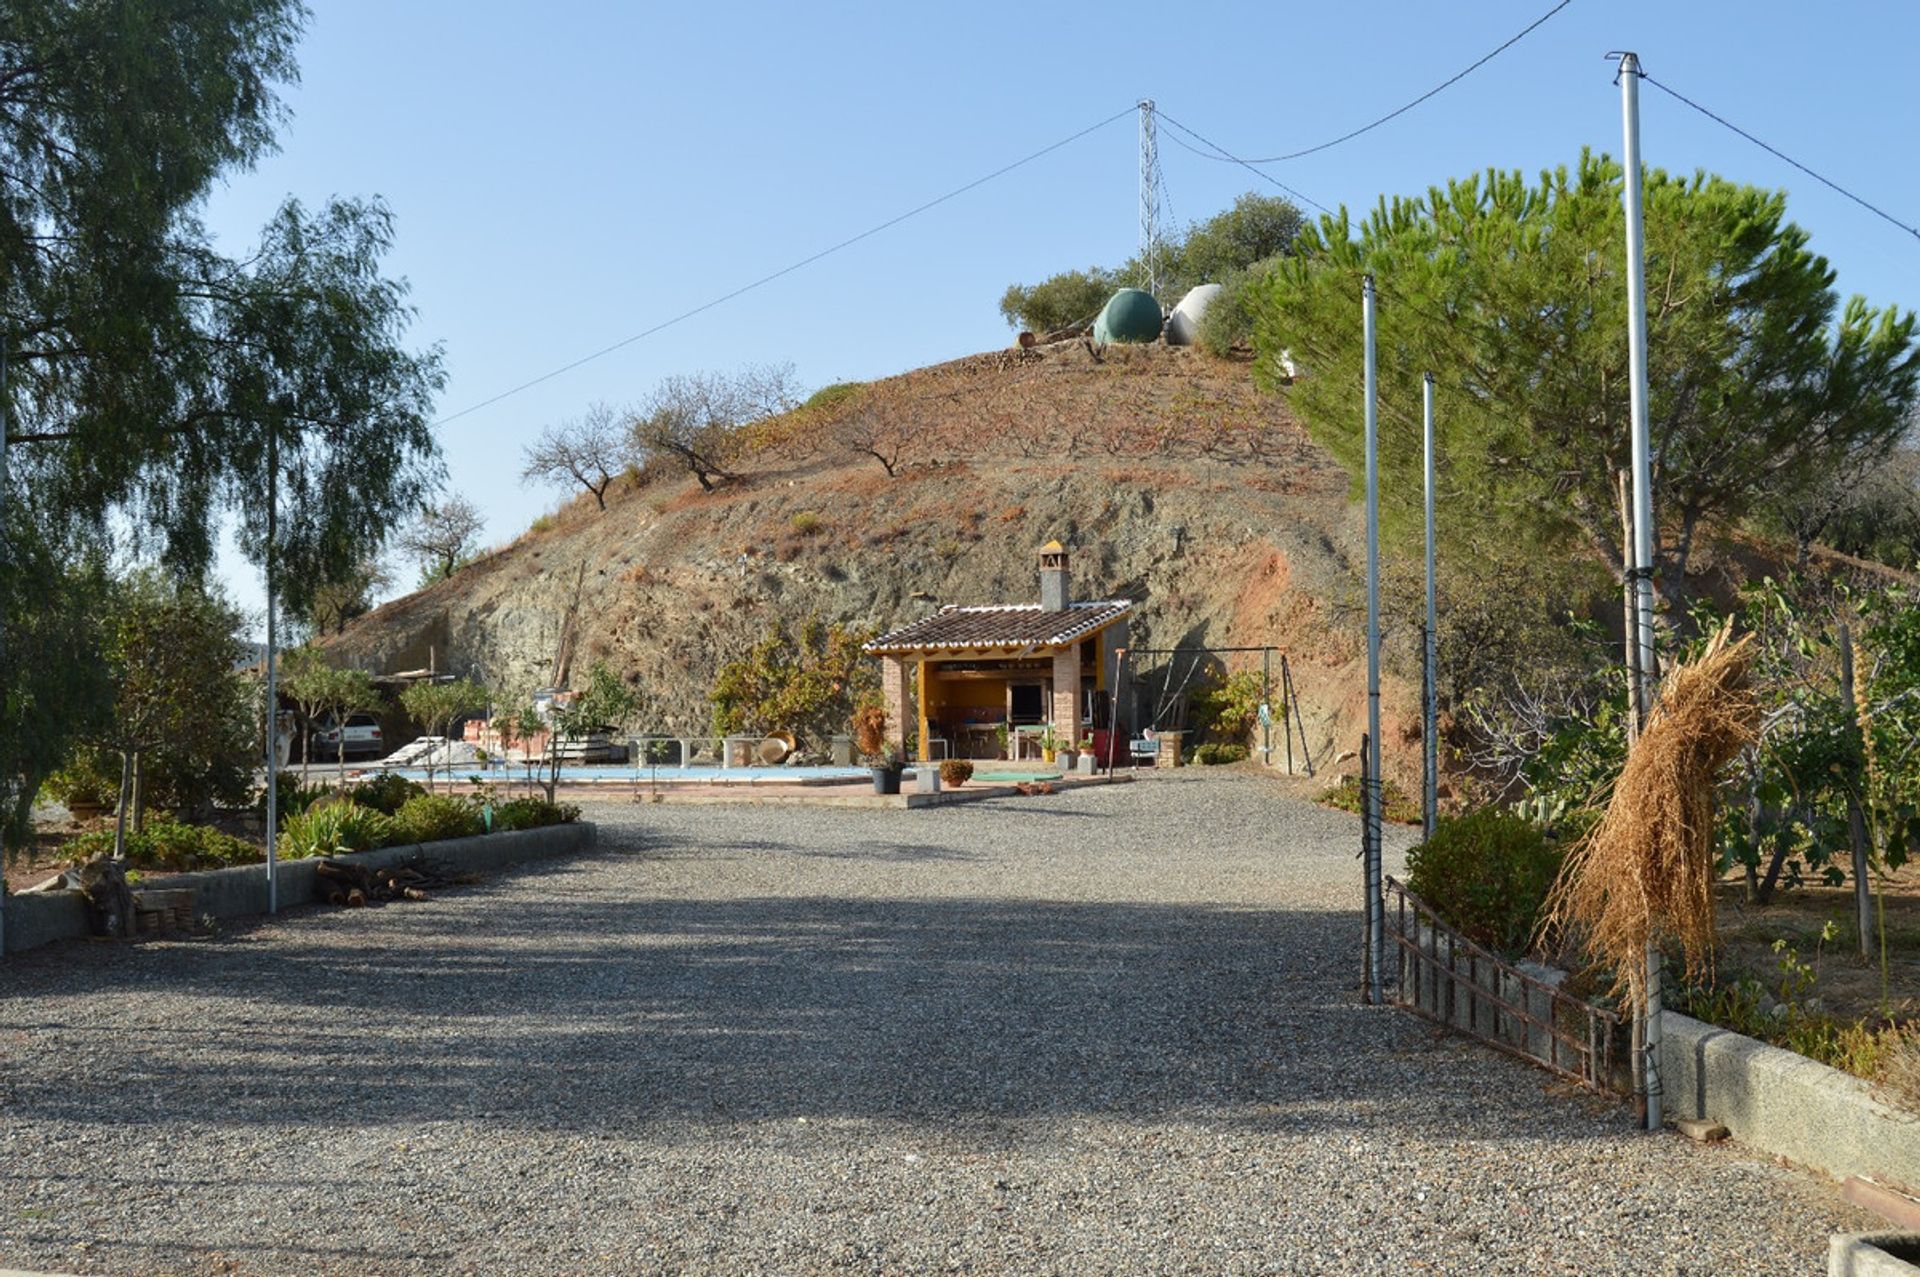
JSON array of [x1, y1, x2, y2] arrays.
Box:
[[1363, 274, 1384, 1006], [263, 427, 279, 914], [1422, 372, 1439, 842], [1617, 48, 1663, 1133], [0, 328, 8, 958], [1138, 99, 1162, 299]]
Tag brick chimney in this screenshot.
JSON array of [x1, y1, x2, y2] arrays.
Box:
[[1038, 540, 1071, 611]]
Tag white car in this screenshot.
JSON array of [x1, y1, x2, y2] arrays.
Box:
[[311, 712, 384, 760]]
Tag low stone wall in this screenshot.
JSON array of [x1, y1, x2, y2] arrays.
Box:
[[3, 822, 597, 956], [1662, 1011, 1920, 1192]]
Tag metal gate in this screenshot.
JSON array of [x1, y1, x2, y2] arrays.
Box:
[[1383, 875, 1629, 1094]]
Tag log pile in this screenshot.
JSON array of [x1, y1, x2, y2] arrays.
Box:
[[313, 855, 474, 908]]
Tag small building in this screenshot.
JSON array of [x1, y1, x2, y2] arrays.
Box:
[[864, 543, 1133, 761]]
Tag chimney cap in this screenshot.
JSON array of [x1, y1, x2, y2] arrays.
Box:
[[1038, 539, 1067, 555]]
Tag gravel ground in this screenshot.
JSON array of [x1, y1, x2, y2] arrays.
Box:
[[0, 771, 1873, 1275]]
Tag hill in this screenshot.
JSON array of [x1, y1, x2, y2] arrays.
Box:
[[325, 338, 1425, 782]]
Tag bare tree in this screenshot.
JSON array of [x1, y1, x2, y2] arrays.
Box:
[[522, 402, 626, 510], [629, 363, 802, 491], [297, 556, 392, 636], [398, 496, 486, 584], [836, 396, 922, 477]]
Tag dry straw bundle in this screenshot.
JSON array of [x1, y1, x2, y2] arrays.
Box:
[[1542, 620, 1760, 1003]]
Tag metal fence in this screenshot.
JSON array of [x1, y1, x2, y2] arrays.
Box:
[[1382, 875, 1629, 1095]]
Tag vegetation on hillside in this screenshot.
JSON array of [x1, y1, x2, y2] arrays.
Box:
[[998, 193, 1306, 332]]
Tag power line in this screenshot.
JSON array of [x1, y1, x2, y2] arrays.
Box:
[[432, 106, 1138, 427], [1151, 110, 1334, 215], [1639, 71, 1920, 243], [1185, 0, 1576, 166]]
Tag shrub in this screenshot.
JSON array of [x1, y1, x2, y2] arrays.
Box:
[[492, 797, 578, 832], [69, 819, 260, 870], [852, 704, 889, 761], [348, 773, 427, 815], [390, 793, 484, 844], [939, 759, 974, 787], [45, 748, 119, 812], [1404, 808, 1563, 955], [789, 511, 824, 536], [273, 772, 337, 826], [1194, 742, 1250, 765], [277, 800, 394, 860], [1320, 774, 1421, 824]]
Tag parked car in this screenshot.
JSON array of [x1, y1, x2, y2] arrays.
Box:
[[311, 712, 384, 760]]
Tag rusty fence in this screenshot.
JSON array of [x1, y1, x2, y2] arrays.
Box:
[[1382, 875, 1630, 1095]]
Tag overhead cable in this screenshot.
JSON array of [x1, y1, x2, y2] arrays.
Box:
[[433, 106, 1138, 427], [1184, 0, 1576, 166], [1640, 71, 1920, 243]]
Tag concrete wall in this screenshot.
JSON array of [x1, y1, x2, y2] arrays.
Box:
[[3, 821, 596, 956], [1662, 1011, 1920, 1192]]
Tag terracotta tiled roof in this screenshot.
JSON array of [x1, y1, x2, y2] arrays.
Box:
[[864, 599, 1132, 654]]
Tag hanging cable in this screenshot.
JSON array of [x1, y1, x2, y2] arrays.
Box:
[[1181, 0, 1575, 165], [1640, 71, 1920, 243], [1151, 110, 1334, 215], [433, 105, 1138, 427]]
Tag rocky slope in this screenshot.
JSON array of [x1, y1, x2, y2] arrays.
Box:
[[326, 340, 1426, 783]]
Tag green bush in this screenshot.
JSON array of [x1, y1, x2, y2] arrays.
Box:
[[272, 771, 337, 827], [69, 819, 260, 870], [1404, 808, 1563, 956], [492, 797, 578, 832], [390, 793, 484, 844], [347, 773, 427, 815], [1194, 742, 1250, 765], [1320, 774, 1421, 824], [276, 800, 394, 860], [45, 747, 120, 811]]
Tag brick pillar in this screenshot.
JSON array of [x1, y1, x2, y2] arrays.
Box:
[[1050, 648, 1082, 752], [881, 656, 909, 757]]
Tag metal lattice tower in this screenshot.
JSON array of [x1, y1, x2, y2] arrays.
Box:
[[1138, 99, 1162, 299]]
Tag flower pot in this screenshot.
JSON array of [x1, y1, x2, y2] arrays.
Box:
[[64, 798, 110, 821], [1042, 748, 1056, 764], [871, 766, 904, 795]]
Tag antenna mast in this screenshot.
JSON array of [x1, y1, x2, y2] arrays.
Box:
[[1138, 99, 1162, 298]]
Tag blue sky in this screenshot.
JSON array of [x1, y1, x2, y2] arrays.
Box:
[[204, 1, 1920, 623]]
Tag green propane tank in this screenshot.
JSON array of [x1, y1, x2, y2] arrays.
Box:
[[1092, 288, 1163, 344]]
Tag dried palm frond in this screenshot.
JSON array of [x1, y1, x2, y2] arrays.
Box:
[[1541, 619, 1759, 1003]]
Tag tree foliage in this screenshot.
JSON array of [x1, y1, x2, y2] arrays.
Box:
[[0, 1, 443, 858], [86, 571, 256, 832], [1251, 154, 1920, 596], [281, 647, 381, 777], [292, 555, 390, 637], [998, 193, 1304, 331], [710, 620, 876, 746]]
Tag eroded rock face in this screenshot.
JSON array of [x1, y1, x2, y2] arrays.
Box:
[[326, 343, 1424, 783]]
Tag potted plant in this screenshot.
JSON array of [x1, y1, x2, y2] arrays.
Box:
[[854, 705, 905, 794], [1038, 723, 1059, 764], [939, 759, 974, 788], [45, 751, 117, 822]]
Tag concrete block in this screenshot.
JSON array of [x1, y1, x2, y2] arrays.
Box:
[[1673, 1117, 1729, 1142], [1830, 1234, 1920, 1276], [1663, 1011, 1920, 1191], [913, 768, 940, 795]]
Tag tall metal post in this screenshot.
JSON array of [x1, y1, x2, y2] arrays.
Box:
[[0, 329, 8, 957], [263, 427, 279, 914], [1619, 49, 1662, 1132], [1363, 274, 1385, 1006], [1262, 646, 1272, 766], [1422, 372, 1439, 842], [1138, 100, 1161, 299]]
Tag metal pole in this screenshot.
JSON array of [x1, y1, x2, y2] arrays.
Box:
[[0, 329, 8, 956], [1619, 49, 1662, 1132], [263, 428, 279, 915], [1363, 273, 1384, 1006], [1839, 626, 1875, 960], [1262, 647, 1272, 766], [1422, 372, 1439, 842]]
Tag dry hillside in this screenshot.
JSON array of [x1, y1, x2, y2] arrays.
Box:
[[326, 339, 1428, 782]]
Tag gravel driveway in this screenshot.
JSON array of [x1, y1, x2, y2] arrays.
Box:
[[0, 772, 1871, 1275]]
